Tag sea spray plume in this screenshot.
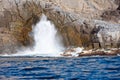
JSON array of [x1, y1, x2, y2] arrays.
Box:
[[32, 14, 65, 56], [2, 14, 65, 57]]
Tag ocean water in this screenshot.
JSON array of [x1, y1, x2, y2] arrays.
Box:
[[0, 56, 120, 80]]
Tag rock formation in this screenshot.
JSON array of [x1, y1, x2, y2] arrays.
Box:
[[0, 0, 120, 54]]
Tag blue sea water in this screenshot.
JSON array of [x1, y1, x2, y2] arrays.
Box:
[[0, 56, 120, 80]]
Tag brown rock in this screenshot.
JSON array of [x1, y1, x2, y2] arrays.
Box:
[[0, 0, 120, 54]]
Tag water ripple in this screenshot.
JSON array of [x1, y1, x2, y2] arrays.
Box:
[[0, 56, 120, 79]]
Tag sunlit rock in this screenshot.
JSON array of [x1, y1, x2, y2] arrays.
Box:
[[0, 0, 120, 55]]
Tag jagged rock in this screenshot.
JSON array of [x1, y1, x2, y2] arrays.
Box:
[[101, 0, 120, 23], [0, 0, 120, 54]]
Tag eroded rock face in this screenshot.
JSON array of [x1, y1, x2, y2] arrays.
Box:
[[49, 0, 117, 18], [0, 0, 120, 54]]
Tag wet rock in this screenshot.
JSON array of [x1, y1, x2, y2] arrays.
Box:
[[78, 49, 119, 57], [61, 47, 83, 57]]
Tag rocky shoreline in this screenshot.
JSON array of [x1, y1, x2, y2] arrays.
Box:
[[61, 47, 120, 57], [0, 0, 120, 54], [79, 49, 120, 57]]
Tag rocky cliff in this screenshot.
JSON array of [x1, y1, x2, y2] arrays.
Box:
[[0, 0, 120, 54]]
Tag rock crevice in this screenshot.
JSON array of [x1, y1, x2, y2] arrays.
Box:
[[0, 0, 120, 54]]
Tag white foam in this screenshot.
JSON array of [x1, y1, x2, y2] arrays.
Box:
[[61, 47, 83, 57]]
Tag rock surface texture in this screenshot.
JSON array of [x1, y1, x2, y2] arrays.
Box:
[[0, 0, 120, 54]]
